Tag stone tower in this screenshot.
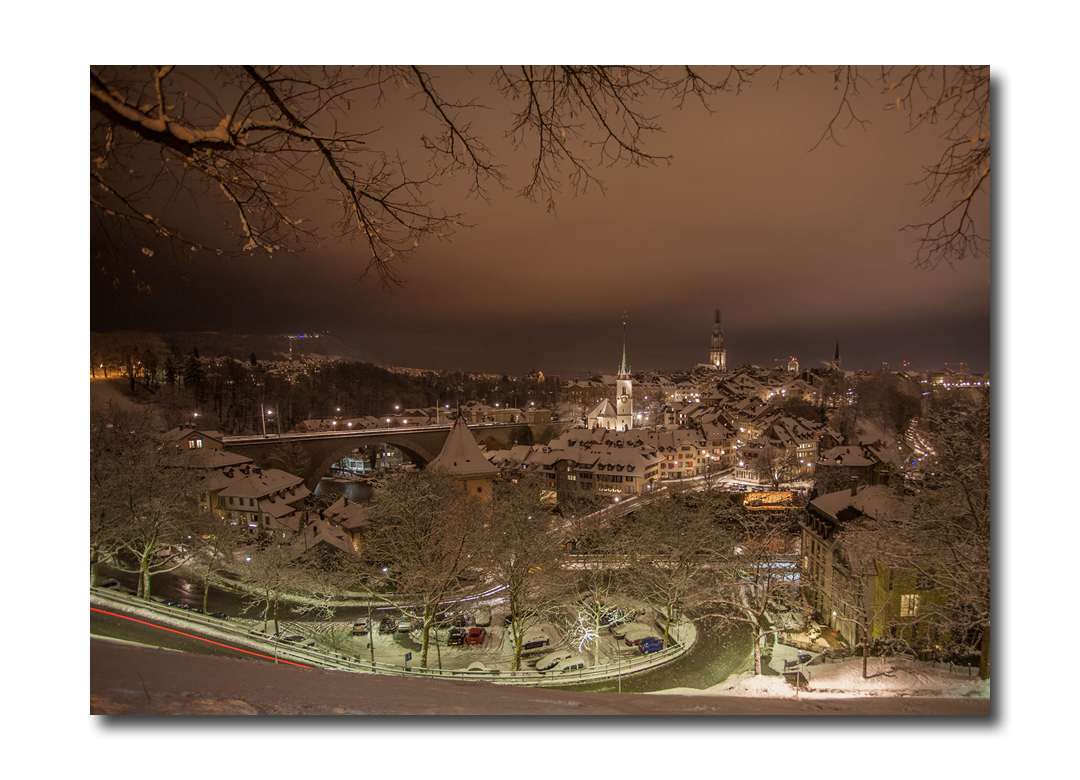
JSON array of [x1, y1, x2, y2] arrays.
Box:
[[709, 309, 726, 371]]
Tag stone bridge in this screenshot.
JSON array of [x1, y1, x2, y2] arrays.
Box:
[[221, 422, 538, 489]]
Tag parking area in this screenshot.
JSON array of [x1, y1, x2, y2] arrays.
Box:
[[306, 606, 675, 673]]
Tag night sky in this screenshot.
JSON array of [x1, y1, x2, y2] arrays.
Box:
[[90, 66, 992, 378]]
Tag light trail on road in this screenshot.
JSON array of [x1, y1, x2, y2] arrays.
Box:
[[91, 607, 313, 668]]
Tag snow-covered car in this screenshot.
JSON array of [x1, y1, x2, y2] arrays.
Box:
[[466, 627, 487, 645], [351, 621, 369, 636], [473, 605, 491, 626], [534, 650, 575, 672], [522, 634, 550, 650], [610, 622, 651, 638], [625, 632, 662, 647], [397, 619, 414, 633], [99, 579, 123, 590], [544, 655, 586, 674]]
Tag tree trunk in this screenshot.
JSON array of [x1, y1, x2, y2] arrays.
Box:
[[139, 553, 152, 600], [979, 623, 990, 680]]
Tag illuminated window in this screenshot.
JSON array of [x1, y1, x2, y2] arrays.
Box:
[[900, 594, 920, 617]]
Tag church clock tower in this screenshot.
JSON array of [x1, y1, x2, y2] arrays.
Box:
[[616, 317, 633, 431]]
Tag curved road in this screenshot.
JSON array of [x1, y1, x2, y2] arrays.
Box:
[[94, 567, 755, 693]]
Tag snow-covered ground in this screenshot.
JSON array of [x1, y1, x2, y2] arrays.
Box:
[[657, 655, 988, 700]]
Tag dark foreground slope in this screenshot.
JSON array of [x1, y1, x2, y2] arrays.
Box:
[[91, 639, 991, 716]]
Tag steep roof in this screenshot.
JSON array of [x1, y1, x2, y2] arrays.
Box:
[[428, 415, 500, 477]]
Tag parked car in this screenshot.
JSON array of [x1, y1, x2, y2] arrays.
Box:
[[210, 612, 228, 620], [466, 627, 487, 645], [448, 627, 467, 646], [610, 622, 651, 638], [378, 617, 397, 634], [638, 638, 664, 654], [546, 655, 587, 674], [534, 650, 575, 672], [522, 634, 550, 651], [99, 579, 122, 590], [626, 633, 662, 647], [473, 605, 491, 626], [351, 621, 369, 636], [279, 635, 306, 645], [397, 618, 414, 633]]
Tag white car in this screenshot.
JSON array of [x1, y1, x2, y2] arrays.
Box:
[[622, 626, 660, 644], [547, 655, 587, 674], [473, 605, 491, 626], [610, 621, 651, 638], [534, 650, 575, 672]]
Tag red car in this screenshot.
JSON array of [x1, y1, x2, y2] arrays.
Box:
[[466, 627, 486, 645]]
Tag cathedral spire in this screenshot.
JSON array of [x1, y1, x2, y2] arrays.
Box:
[[710, 308, 726, 371]]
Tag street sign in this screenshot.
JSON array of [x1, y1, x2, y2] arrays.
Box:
[[405, 652, 412, 661]]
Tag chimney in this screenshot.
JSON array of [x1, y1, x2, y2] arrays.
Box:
[[850, 475, 859, 497]]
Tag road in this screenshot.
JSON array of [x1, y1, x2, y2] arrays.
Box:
[[552, 615, 752, 694]]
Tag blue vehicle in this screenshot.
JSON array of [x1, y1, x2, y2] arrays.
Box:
[[638, 638, 664, 654]]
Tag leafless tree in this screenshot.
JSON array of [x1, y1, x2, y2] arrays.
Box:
[[291, 556, 370, 653], [90, 403, 203, 598], [618, 493, 726, 647], [705, 508, 804, 676], [239, 538, 308, 636], [185, 513, 249, 614], [366, 470, 489, 668], [268, 441, 312, 477], [752, 443, 803, 490], [485, 475, 567, 670], [869, 392, 991, 677], [93, 66, 984, 287], [834, 519, 908, 679]]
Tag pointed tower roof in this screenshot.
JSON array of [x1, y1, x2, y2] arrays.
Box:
[[834, 342, 841, 361], [428, 414, 499, 478], [618, 316, 630, 378]]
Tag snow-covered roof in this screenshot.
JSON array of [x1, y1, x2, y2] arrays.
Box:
[[428, 415, 499, 477], [808, 484, 901, 523]]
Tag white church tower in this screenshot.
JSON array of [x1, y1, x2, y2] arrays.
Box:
[[616, 317, 633, 431]]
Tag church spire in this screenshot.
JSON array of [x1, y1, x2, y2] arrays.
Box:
[[619, 314, 629, 377]]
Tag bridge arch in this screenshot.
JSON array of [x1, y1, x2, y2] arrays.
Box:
[[309, 437, 440, 488]]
